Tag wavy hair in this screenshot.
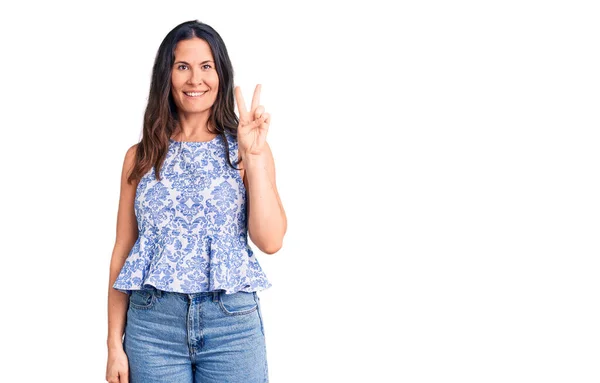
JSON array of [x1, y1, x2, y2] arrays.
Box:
[[127, 20, 240, 184]]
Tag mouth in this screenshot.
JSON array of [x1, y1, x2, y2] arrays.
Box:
[[183, 91, 207, 97]]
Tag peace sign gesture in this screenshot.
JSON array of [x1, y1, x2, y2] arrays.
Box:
[[235, 84, 271, 156]]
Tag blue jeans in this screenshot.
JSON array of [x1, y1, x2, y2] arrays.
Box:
[[123, 286, 268, 382]]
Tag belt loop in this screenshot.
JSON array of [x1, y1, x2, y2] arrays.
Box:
[[212, 290, 219, 302], [149, 285, 161, 298]]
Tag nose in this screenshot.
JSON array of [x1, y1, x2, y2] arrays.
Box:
[[187, 67, 203, 85]]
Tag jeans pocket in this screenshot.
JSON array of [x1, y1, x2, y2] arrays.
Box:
[[129, 288, 156, 310], [218, 291, 258, 316]]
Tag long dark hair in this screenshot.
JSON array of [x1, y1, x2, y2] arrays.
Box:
[[127, 20, 240, 184]]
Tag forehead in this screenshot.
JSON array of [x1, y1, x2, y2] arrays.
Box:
[[174, 37, 214, 61]]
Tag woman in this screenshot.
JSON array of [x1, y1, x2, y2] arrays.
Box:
[[106, 20, 286, 383]]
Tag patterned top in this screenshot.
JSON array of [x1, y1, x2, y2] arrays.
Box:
[[113, 132, 272, 295]]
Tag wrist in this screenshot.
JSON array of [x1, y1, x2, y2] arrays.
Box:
[[107, 337, 124, 350], [240, 151, 267, 168]]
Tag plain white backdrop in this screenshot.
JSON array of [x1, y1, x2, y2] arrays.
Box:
[[1, 0, 599, 382]]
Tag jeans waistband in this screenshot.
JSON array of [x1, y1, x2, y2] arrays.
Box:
[[145, 285, 223, 302]]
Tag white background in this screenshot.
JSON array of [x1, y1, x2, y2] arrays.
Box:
[[1, 0, 598, 382]]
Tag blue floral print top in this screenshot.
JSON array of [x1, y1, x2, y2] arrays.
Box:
[[113, 132, 272, 295]]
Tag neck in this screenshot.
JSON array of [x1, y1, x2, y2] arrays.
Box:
[[174, 111, 214, 140]]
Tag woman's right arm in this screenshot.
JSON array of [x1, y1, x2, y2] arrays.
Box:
[[106, 144, 139, 382]]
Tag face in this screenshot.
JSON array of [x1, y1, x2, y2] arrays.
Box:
[[171, 37, 219, 116]]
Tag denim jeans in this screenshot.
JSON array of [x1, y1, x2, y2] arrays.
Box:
[[123, 286, 268, 382]]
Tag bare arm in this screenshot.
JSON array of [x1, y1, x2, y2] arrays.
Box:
[[243, 141, 287, 254], [107, 144, 139, 351]]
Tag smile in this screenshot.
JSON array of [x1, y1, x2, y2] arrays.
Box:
[[184, 91, 206, 97]]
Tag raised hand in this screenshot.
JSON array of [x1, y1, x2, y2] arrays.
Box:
[[234, 84, 271, 156]]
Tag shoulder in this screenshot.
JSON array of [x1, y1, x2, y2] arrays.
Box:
[[125, 143, 138, 160], [122, 143, 140, 182]]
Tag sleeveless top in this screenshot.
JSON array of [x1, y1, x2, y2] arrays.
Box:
[[112, 132, 272, 295]]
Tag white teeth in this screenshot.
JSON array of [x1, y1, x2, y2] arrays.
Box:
[[184, 91, 206, 97]]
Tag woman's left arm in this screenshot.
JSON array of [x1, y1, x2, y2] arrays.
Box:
[[235, 84, 287, 254], [243, 142, 287, 254]]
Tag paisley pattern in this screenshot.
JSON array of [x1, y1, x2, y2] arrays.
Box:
[[113, 133, 272, 295]]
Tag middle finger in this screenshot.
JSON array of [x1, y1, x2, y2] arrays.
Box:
[[250, 84, 261, 115]]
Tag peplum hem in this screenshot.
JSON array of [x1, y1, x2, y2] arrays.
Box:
[[112, 231, 272, 295]]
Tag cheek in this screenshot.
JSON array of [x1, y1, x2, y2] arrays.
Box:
[[208, 77, 219, 97], [170, 82, 179, 96], [209, 73, 219, 87], [171, 73, 185, 90]]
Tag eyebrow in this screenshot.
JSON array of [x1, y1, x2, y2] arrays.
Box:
[[174, 60, 214, 65]]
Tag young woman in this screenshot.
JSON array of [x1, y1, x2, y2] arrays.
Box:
[[105, 20, 286, 383]]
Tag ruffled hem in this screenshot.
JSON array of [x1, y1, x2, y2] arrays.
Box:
[[112, 232, 272, 295], [113, 280, 272, 296]]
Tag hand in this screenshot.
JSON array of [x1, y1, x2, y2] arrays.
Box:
[[106, 348, 129, 382], [234, 84, 271, 157]]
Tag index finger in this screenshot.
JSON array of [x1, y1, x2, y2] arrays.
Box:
[[234, 86, 248, 119]]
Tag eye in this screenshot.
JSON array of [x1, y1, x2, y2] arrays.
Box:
[[202, 64, 212, 70], [177, 64, 189, 70]]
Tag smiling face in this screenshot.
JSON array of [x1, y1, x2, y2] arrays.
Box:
[[170, 37, 219, 116]]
